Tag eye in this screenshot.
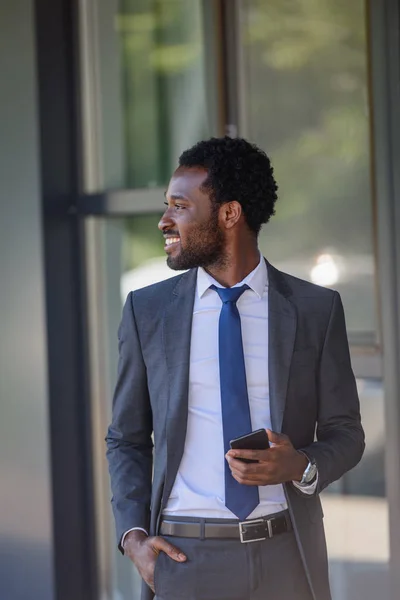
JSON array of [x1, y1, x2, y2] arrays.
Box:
[[175, 204, 185, 210]]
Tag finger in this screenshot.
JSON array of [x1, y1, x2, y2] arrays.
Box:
[[266, 429, 289, 446], [231, 468, 279, 486], [231, 468, 264, 482], [226, 449, 268, 462], [230, 461, 271, 478], [152, 537, 186, 562], [226, 456, 263, 473], [231, 471, 266, 485]]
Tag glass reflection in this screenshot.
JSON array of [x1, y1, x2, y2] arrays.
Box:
[[322, 379, 388, 600], [120, 214, 181, 302], [95, 215, 388, 600], [240, 0, 376, 340], [118, 0, 212, 188]]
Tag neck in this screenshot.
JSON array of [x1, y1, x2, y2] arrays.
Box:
[[205, 242, 260, 288]]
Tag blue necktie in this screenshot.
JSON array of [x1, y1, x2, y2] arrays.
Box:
[[212, 284, 259, 521]]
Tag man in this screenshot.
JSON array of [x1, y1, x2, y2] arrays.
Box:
[[106, 137, 365, 600]]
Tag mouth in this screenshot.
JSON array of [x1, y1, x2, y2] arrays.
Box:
[[164, 236, 181, 252]]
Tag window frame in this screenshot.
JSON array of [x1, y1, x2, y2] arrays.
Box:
[[73, 0, 400, 597]]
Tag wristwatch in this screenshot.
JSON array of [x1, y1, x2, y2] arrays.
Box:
[[298, 452, 318, 485]]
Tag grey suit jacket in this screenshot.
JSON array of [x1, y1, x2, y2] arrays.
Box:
[[106, 260, 365, 600]]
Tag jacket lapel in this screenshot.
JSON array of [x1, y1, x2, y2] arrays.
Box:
[[267, 261, 297, 433], [162, 268, 197, 506]]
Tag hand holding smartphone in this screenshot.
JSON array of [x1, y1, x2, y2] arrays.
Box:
[[229, 428, 270, 463]]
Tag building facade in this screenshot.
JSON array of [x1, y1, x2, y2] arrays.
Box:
[[1, 1, 400, 599]]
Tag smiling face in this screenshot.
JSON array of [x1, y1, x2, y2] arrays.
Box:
[[158, 167, 226, 271]]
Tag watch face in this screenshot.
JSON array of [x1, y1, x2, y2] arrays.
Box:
[[305, 463, 317, 483]]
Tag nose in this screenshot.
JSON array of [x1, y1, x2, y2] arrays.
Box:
[[158, 207, 174, 232]]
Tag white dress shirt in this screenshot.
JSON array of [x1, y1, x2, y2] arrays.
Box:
[[122, 256, 316, 543], [164, 256, 288, 518]]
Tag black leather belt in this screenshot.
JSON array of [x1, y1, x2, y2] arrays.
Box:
[[160, 510, 292, 544]]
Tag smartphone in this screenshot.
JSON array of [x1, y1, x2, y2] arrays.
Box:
[[229, 429, 270, 463]]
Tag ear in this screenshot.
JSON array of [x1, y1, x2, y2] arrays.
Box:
[[219, 201, 242, 230]]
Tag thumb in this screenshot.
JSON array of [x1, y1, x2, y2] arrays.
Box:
[[266, 428, 289, 446], [154, 536, 187, 562]]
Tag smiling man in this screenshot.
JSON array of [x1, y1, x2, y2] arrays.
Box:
[[106, 137, 365, 600]]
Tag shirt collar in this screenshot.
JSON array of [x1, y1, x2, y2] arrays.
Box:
[[197, 254, 268, 299]]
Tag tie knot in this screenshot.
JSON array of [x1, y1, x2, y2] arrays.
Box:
[[211, 284, 249, 304]]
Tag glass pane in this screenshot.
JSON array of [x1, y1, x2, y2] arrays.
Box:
[[322, 379, 389, 599], [87, 215, 171, 600], [91, 216, 389, 600], [97, 0, 217, 190], [120, 0, 213, 187], [240, 0, 377, 341], [86, 1, 220, 595], [121, 213, 177, 300]]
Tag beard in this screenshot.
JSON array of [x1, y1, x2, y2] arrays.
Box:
[[167, 210, 227, 271]]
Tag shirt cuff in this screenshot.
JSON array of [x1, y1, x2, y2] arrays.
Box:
[[121, 527, 148, 549], [292, 471, 318, 495]]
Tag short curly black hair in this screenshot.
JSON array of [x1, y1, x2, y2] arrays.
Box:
[[178, 136, 278, 235]]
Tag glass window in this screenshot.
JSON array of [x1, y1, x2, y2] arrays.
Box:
[[84, 1, 221, 596], [238, 3, 388, 598], [121, 213, 172, 300], [239, 0, 377, 342], [322, 379, 388, 599], [92, 216, 389, 600], [86, 215, 169, 600], [110, 0, 217, 188], [83, 2, 389, 599]]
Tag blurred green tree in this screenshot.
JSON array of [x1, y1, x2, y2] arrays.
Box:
[[242, 0, 372, 258]]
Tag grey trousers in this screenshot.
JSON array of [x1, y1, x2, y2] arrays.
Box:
[[154, 530, 313, 600]]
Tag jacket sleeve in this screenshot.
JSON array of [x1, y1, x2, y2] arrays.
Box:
[[301, 291, 365, 493], [106, 292, 153, 552]]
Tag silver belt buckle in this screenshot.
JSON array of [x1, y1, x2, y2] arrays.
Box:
[[239, 517, 272, 543]]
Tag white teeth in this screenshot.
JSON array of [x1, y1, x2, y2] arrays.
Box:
[[165, 237, 180, 246]]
